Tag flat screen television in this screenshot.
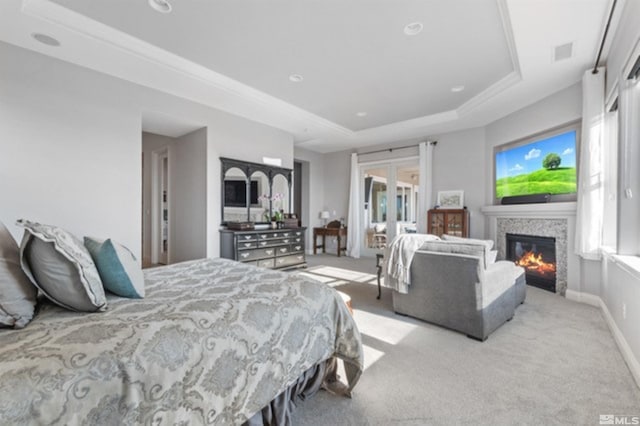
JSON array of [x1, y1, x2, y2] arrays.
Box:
[[224, 179, 259, 207], [495, 127, 578, 201]]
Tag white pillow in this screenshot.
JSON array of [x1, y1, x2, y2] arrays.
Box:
[[17, 220, 106, 312]]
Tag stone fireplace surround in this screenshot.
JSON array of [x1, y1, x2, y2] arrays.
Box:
[[481, 202, 579, 296]]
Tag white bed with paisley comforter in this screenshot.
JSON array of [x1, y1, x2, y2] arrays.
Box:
[[0, 258, 363, 425]]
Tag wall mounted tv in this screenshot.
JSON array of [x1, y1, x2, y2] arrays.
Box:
[[224, 179, 260, 207], [495, 125, 578, 202]]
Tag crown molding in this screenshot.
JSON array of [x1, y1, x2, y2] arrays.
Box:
[[18, 0, 526, 151], [22, 0, 354, 138]]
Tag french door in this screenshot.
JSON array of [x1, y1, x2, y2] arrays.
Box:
[[360, 160, 420, 256]]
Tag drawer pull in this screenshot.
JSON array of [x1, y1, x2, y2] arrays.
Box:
[[295, 238, 301, 242], [242, 235, 252, 240], [297, 256, 303, 260], [272, 233, 279, 238], [279, 248, 287, 253], [294, 246, 301, 251], [260, 241, 267, 246], [282, 233, 290, 237], [283, 239, 290, 243], [277, 259, 285, 264], [266, 249, 274, 255], [244, 243, 252, 248], [260, 235, 267, 239], [295, 232, 301, 236], [240, 253, 250, 259]]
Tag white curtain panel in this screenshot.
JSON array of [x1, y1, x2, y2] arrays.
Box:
[[346, 153, 361, 258], [575, 68, 605, 260], [417, 142, 434, 234]]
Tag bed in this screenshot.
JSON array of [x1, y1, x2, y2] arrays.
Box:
[[0, 257, 363, 425]]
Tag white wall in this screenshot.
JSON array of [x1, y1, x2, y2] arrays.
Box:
[[171, 128, 207, 263], [0, 43, 141, 253], [0, 42, 293, 259]]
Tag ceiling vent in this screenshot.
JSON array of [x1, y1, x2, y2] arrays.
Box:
[[553, 42, 574, 62]]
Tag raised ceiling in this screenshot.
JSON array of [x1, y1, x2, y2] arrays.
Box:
[[0, 0, 615, 152]]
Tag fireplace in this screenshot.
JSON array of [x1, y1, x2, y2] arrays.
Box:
[[506, 233, 557, 293]]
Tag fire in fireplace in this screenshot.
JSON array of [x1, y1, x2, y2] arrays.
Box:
[[506, 233, 557, 293]]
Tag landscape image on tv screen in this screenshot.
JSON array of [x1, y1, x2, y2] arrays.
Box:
[[495, 130, 577, 199]]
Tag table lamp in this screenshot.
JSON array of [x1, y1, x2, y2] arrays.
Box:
[[320, 210, 330, 227]]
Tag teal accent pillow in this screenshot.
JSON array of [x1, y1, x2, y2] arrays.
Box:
[[84, 237, 145, 299]]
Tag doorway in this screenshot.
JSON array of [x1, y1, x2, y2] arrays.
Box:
[[151, 148, 169, 265], [360, 160, 420, 256]]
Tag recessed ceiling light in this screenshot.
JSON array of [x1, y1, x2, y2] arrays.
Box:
[[289, 74, 304, 83], [404, 22, 423, 36], [451, 85, 465, 93], [31, 33, 60, 47], [148, 0, 172, 13], [356, 112, 368, 117]]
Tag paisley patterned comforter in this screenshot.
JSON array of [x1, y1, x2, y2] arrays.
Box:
[[0, 258, 363, 425]]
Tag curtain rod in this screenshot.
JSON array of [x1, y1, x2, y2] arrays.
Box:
[[592, 0, 618, 74], [358, 141, 437, 156]]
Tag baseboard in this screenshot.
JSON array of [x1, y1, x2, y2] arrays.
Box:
[[568, 290, 640, 389], [565, 289, 600, 307]]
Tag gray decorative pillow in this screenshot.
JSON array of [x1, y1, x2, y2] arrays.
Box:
[[0, 221, 37, 328], [17, 220, 106, 312]]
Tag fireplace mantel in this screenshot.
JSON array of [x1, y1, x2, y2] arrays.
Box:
[[481, 201, 579, 296], [481, 202, 576, 218]]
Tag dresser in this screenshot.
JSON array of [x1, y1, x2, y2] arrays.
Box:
[[220, 227, 307, 270]]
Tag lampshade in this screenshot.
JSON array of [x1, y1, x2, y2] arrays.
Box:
[[320, 210, 330, 219]]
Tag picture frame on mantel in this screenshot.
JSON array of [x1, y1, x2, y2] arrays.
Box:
[[437, 190, 464, 209]]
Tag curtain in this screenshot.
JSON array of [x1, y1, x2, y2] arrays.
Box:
[[417, 142, 434, 234], [346, 153, 361, 258], [575, 68, 605, 260]]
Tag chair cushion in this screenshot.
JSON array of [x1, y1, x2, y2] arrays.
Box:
[[420, 239, 491, 269], [17, 220, 106, 312], [0, 221, 37, 328], [440, 235, 495, 268]]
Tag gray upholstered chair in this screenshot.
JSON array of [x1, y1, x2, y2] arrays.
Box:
[[392, 240, 526, 341]]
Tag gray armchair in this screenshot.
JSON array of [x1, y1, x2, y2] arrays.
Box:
[[392, 242, 525, 341]]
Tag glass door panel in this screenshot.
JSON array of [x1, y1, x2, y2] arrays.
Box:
[[395, 163, 419, 235], [362, 167, 388, 252]]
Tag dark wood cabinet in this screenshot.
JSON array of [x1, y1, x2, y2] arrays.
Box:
[[427, 209, 469, 237], [220, 227, 306, 270]]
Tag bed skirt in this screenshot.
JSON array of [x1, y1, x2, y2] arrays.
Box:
[[243, 358, 335, 425]]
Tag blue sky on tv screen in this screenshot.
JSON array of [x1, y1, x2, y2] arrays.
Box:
[[496, 130, 576, 180]]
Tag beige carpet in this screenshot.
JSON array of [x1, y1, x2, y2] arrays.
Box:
[[291, 254, 640, 425]]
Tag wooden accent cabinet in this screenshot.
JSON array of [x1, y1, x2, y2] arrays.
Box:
[[427, 209, 469, 237]]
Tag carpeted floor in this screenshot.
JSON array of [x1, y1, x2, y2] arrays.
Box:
[[291, 254, 640, 425]]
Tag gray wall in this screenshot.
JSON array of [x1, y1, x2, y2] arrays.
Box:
[[0, 42, 293, 259], [171, 128, 208, 263], [431, 127, 487, 239], [294, 147, 326, 252], [600, 0, 640, 382]]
